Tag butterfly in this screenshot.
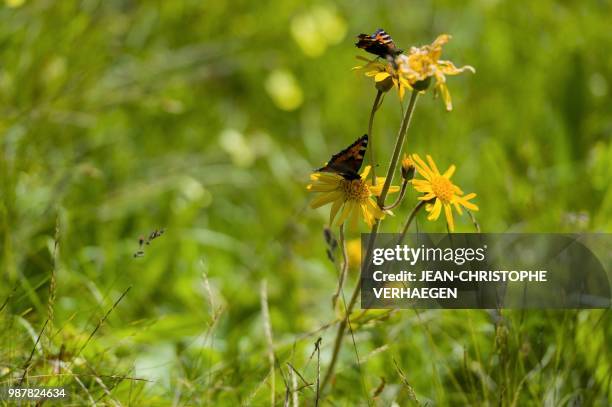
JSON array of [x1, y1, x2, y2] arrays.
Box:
[[316, 135, 368, 180], [355, 28, 403, 60]]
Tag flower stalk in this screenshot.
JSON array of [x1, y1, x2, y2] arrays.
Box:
[[468, 210, 480, 232], [331, 225, 349, 308], [368, 90, 383, 185], [377, 90, 419, 207], [382, 178, 409, 211], [398, 200, 427, 244], [320, 89, 420, 394]]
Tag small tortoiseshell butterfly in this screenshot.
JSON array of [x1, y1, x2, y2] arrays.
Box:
[[316, 135, 368, 180], [356, 29, 403, 59]]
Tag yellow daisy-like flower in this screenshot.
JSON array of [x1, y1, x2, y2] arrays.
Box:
[[410, 154, 478, 232], [396, 34, 475, 111], [308, 166, 400, 228], [353, 57, 410, 100]]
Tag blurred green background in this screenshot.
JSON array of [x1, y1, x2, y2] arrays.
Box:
[[1, 0, 610, 405]]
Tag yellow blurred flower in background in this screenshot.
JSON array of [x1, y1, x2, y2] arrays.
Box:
[[5, 0, 26, 8], [308, 166, 399, 228], [265, 69, 303, 111], [396, 34, 474, 110], [346, 238, 362, 270], [410, 153, 478, 231], [290, 5, 347, 58]]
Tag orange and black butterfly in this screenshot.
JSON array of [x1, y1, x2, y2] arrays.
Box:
[[356, 29, 403, 59], [316, 135, 368, 180]]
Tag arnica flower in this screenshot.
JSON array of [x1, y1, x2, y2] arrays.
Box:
[[396, 34, 475, 111], [353, 57, 410, 100], [410, 153, 478, 232], [308, 166, 399, 228]]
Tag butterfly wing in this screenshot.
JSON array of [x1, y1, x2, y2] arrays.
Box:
[[355, 29, 402, 58], [374, 29, 400, 53], [355, 33, 387, 57], [316, 135, 368, 180]]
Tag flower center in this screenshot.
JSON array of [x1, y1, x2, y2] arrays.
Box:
[[430, 176, 454, 203], [340, 179, 370, 201]]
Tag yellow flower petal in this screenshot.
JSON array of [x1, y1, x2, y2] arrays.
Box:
[[308, 183, 339, 192], [312, 172, 341, 183], [329, 199, 343, 225], [438, 60, 475, 76], [432, 34, 451, 48], [350, 204, 360, 229], [444, 203, 455, 232], [442, 165, 456, 179], [374, 72, 391, 82], [374, 176, 387, 185], [427, 199, 442, 221], [335, 200, 355, 226], [457, 193, 479, 211], [453, 200, 463, 216], [366, 197, 384, 217], [413, 185, 433, 193], [310, 191, 342, 209], [369, 185, 383, 196], [411, 154, 433, 180], [418, 192, 436, 201], [399, 77, 412, 90], [426, 155, 441, 176], [439, 82, 453, 111], [361, 203, 373, 227]]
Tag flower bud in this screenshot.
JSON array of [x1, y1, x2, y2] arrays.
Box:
[[375, 75, 394, 92], [412, 76, 431, 91], [401, 154, 416, 180]]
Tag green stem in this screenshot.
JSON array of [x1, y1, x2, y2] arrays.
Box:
[[467, 210, 481, 232], [382, 178, 409, 211], [398, 200, 427, 244], [320, 221, 379, 393], [331, 225, 349, 308], [320, 90, 420, 395], [377, 90, 419, 207], [362, 201, 426, 309], [368, 90, 383, 185]]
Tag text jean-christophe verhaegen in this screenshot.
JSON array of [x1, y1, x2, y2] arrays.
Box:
[[369, 244, 547, 299]]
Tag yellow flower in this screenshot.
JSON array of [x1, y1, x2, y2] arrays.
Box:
[[353, 57, 410, 100], [308, 166, 399, 228], [410, 154, 478, 232], [346, 238, 362, 270], [396, 34, 474, 111]]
